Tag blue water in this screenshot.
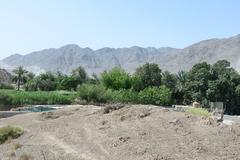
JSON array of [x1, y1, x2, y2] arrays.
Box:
[[20, 105, 56, 112]]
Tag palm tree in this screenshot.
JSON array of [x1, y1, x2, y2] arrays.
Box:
[[12, 66, 28, 90], [175, 70, 187, 93], [174, 70, 188, 104]]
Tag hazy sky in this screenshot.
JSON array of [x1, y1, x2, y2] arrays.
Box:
[[0, 0, 240, 59]]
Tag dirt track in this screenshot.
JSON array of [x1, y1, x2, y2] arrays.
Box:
[[0, 105, 240, 160]]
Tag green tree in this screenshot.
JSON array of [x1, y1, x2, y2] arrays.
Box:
[[24, 78, 39, 91], [161, 71, 177, 91], [101, 67, 132, 90], [58, 76, 78, 91], [184, 62, 212, 105], [131, 75, 144, 91], [12, 66, 28, 90], [135, 63, 162, 89], [207, 60, 240, 114], [89, 73, 100, 84], [26, 72, 57, 91], [71, 66, 88, 85], [172, 71, 187, 104], [138, 86, 172, 105]]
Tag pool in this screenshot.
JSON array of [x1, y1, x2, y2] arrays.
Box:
[[20, 105, 57, 112]]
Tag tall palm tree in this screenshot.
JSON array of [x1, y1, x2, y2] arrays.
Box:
[[12, 66, 28, 90], [174, 70, 188, 104], [175, 70, 187, 93]]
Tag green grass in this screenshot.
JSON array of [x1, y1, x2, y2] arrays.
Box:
[[0, 126, 23, 144], [0, 89, 77, 105], [186, 107, 211, 117]]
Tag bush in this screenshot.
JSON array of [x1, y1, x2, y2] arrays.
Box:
[[111, 89, 139, 103], [138, 86, 172, 105], [186, 108, 211, 117], [78, 84, 111, 103], [0, 83, 14, 90], [0, 92, 12, 105], [57, 76, 78, 91], [19, 154, 32, 160], [0, 126, 23, 144], [101, 68, 132, 90]]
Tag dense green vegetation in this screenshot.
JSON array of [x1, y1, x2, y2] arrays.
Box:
[[78, 60, 240, 114], [78, 84, 111, 103], [0, 83, 14, 89], [2, 59, 240, 114], [0, 90, 76, 105], [0, 126, 23, 144]]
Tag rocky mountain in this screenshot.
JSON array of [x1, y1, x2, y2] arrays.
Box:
[[0, 69, 12, 83], [1, 34, 240, 75]]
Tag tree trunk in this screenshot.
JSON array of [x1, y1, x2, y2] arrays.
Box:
[[17, 80, 20, 91]]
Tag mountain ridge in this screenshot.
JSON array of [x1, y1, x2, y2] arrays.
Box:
[[1, 34, 240, 75], [0, 68, 12, 83]]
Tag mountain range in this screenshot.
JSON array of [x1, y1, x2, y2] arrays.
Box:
[[0, 69, 12, 83], [1, 34, 240, 75]]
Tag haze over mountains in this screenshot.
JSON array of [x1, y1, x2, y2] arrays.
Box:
[[0, 69, 12, 83], [1, 34, 240, 75]]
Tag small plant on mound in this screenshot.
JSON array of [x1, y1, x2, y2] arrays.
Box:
[[186, 108, 211, 117], [19, 154, 33, 160], [0, 126, 23, 144]]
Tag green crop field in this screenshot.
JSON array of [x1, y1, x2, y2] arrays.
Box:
[[0, 89, 77, 106]]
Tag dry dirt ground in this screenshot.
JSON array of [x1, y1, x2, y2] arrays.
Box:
[[0, 105, 240, 160]]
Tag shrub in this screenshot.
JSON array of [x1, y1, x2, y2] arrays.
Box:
[[78, 84, 112, 103], [19, 154, 33, 160], [0, 126, 23, 144], [138, 86, 172, 105], [12, 142, 22, 150], [101, 68, 132, 90], [0, 83, 14, 90], [57, 76, 78, 91], [186, 107, 211, 117], [111, 89, 139, 103], [131, 76, 144, 91], [0, 92, 12, 105]]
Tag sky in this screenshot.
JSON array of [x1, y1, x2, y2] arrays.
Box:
[[0, 0, 240, 59]]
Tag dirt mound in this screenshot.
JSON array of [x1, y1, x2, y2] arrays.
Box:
[[0, 105, 240, 160], [39, 109, 75, 120]]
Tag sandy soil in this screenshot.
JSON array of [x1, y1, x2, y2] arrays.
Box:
[[0, 105, 240, 160]]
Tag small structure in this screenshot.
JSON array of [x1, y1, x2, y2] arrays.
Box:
[[174, 105, 191, 112], [210, 102, 224, 121], [192, 101, 200, 108]]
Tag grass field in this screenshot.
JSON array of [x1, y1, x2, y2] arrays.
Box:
[[0, 89, 77, 106]]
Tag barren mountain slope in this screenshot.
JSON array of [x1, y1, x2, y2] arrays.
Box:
[[0, 68, 12, 83], [1, 34, 240, 74], [157, 35, 240, 72], [0, 105, 240, 160]]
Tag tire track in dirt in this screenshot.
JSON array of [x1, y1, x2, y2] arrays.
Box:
[[82, 123, 110, 160], [43, 133, 98, 160]]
